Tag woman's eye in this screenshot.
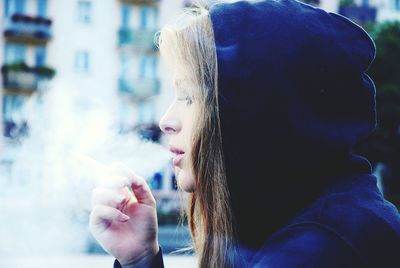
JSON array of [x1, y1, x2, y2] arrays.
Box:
[[178, 96, 193, 105], [185, 96, 193, 105]]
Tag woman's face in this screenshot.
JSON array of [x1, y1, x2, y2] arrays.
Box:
[[159, 76, 200, 193]]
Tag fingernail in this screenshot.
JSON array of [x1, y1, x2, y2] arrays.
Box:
[[119, 213, 130, 221]]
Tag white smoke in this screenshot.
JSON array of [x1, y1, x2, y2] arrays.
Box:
[[0, 81, 171, 256]]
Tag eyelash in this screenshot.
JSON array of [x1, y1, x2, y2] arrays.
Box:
[[177, 96, 193, 105]]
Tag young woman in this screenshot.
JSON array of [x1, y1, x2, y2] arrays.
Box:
[[89, 1, 400, 267]]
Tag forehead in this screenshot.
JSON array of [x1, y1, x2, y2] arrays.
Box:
[[172, 75, 200, 96]]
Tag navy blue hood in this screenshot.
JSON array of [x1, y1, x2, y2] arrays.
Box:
[[209, 0, 377, 249]]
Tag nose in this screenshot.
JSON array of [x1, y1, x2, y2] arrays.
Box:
[[159, 112, 181, 135]]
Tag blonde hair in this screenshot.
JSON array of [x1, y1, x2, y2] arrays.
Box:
[[156, 1, 241, 267]]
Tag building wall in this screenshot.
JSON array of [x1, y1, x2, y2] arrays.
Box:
[[48, 0, 119, 108], [354, 0, 400, 21], [0, 2, 3, 142], [1, 0, 54, 140], [375, 0, 400, 21], [319, 0, 340, 13], [0, 0, 188, 190], [117, 2, 161, 129]]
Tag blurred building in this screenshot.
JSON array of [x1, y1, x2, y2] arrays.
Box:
[[0, 0, 158, 140], [0, 0, 191, 181], [117, 0, 159, 136], [301, 0, 400, 22], [368, 0, 400, 21], [0, 0, 185, 136], [48, 0, 120, 129], [301, 0, 340, 12], [0, 0, 54, 139], [339, 0, 400, 24]]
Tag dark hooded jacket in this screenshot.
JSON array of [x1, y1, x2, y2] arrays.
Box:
[[114, 0, 400, 267]]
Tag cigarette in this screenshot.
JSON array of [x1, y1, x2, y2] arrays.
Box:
[[75, 154, 133, 193]]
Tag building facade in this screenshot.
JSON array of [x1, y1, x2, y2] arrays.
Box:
[[0, 0, 186, 140], [0, 0, 190, 194], [1, 0, 54, 139], [339, 0, 400, 24]]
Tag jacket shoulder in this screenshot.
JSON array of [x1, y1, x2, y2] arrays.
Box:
[[315, 189, 400, 267], [251, 174, 400, 268], [249, 223, 364, 268], [295, 174, 400, 262]]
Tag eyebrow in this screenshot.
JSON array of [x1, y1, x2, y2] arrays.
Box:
[[173, 79, 189, 88]]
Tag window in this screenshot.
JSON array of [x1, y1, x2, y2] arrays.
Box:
[[2, 95, 24, 120], [140, 7, 148, 29], [151, 57, 157, 78], [150, 172, 162, 190], [4, 0, 10, 16], [137, 102, 154, 124], [4, 44, 12, 64], [138, 102, 145, 123], [121, 4, 131, 28], [77, 0, 92, 24], [139, 55, 146, 78], [37, 0, 47, 17], [139, 7, 157, 30], [148, 7, 157, 29], [35, 47, 46, 66], [120, 54, 131, 78], [2, 95, 27, 137], [395, 0, 400, 11], [171, 174, 178, 190], [4, 0, 28, 16], [4, 44, 26, 64], [15, 0, 26, 13], [3, 96, 12, 121], [74, 51, 90, 73], [139, 55, 156, 79]]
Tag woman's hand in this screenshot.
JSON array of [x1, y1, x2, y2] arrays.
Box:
[[89, 162, 159, 265]]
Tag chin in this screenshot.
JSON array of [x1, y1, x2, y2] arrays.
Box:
[[176, 168, 195, 193]]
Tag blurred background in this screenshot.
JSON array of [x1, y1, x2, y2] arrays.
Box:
[[0, 0, 399, 267]]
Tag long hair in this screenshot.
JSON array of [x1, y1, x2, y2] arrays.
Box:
[[156, 1, 240, 267]]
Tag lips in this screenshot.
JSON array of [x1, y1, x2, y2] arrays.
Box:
[[169, 145, 185, 154], [169, 145, 185, 166]]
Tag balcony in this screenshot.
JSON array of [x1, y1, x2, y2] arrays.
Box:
[[118, 28, 158, 52], [118, 77, 160, 101], [120, 0, 160, 6], [3, 120, 29, 139], [3, 14, 52, 45], [1, 63, 56, 95]]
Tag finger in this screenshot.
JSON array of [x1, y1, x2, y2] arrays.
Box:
[[91, 187, 128, 209], [90, 205, 130, 228], [95, 176, 138, 205], [108, 162, 156, 207], [98, 175, 134, 189]]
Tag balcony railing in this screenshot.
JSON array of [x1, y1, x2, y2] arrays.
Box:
[[3, 14, 52, 45], [118, 28, 158, 52], [3, 120, 29, 139], [119, 77, 160, 101], [1, 63, 56, 94], [120, 0, 160, 6]]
